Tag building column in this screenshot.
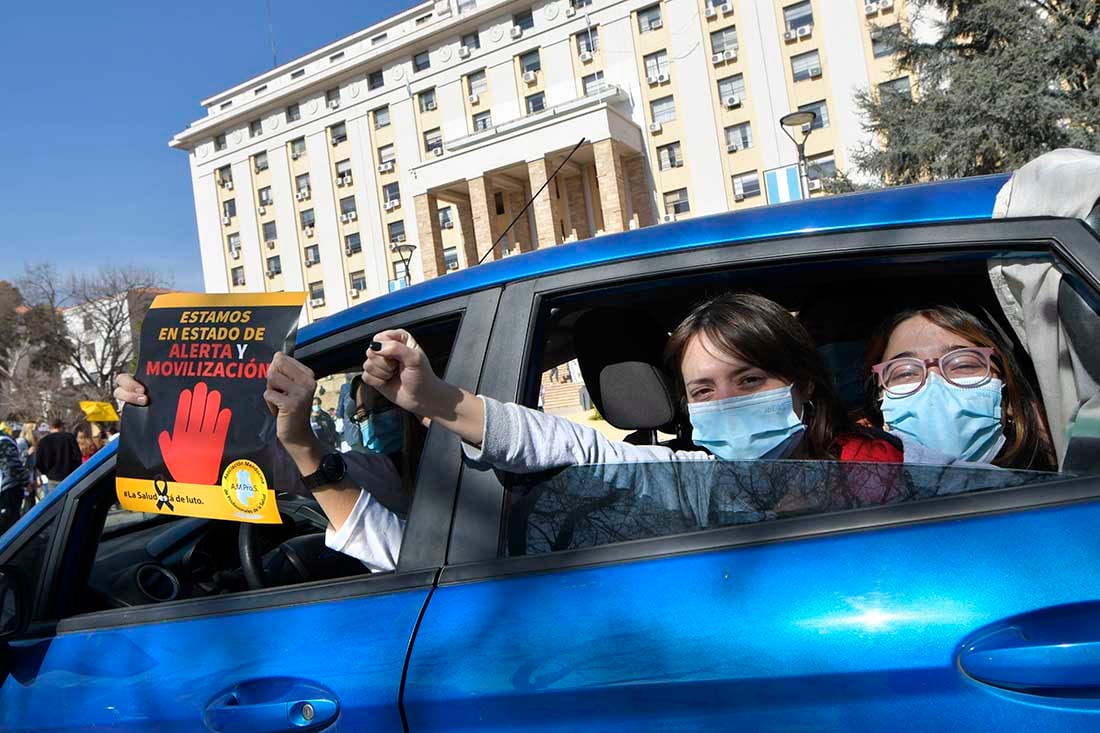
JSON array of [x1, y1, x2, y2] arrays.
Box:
[[526, 157, 564, 248], [468, 175, 502, 262], [454, 196, 479, 268], [414, 193, 445, 279], [593, 139, 628, 234]]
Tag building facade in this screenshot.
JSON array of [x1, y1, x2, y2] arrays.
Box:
[[171, 0, 912, 320]]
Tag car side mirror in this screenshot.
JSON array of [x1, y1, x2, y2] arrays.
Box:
[[0, 566, 29, 641]]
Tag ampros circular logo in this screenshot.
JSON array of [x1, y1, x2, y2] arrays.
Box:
[[221, 459, 269, 514]]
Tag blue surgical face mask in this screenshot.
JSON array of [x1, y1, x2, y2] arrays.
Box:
[[687, 385, 805, 461], [361, 409, 404, 455], [881, 373, 1005, 463]]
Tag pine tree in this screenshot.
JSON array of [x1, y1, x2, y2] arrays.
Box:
[[854, 0, 1100, 183]]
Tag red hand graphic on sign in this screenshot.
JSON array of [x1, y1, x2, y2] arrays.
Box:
[[158, 382, 232, 485]]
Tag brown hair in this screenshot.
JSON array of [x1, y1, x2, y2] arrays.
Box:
[[664, 292, 860, 460], [864, 305, 1056, 471]]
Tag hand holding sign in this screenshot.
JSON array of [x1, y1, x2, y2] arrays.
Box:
[[158, 382, 232, 485]]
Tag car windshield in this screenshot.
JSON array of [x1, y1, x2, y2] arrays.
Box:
[[510, 461, 1064, 554]]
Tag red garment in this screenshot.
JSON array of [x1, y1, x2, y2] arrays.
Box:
[[836, 434, 904, 463]]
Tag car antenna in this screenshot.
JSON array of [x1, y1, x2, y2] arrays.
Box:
[[476, 137, 587, 265]]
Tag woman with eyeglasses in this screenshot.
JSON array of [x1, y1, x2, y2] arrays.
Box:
[[864, 305, 1056, 471]]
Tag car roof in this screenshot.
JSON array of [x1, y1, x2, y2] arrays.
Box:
[[298, 173, 1010, 349]]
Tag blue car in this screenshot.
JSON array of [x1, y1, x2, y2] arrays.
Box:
[[4, 174, 1100, 731]]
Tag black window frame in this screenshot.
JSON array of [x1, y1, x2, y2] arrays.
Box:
[[441, 218, 1100, 583]]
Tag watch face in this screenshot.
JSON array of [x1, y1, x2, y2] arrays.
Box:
[[320, 452, 346, 482]]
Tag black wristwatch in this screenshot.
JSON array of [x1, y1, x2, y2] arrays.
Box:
[[301, 452, 346, 490]]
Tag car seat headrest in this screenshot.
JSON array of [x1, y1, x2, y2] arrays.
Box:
[[599, 362, 677, 430]]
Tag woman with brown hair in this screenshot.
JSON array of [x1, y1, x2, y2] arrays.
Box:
[[864, 305, 1056, 471]]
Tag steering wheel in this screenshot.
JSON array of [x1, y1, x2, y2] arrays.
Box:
[[238, 523, 314, 590]]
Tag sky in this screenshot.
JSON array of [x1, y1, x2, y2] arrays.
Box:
[[0, 0, 411, 295]]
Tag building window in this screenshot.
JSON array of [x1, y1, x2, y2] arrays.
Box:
[[582, 71, 606, 96], [295, 173, 310, 194], [571, 0, 592, 7], [325, 88, 340, 105], [254, 85, 267, 95], [286, 103, 301, 122], [638, 4, 663, 33], [473, 110, 493, 131], [330, 122, 347, 144], [807, 152, 837, 183], [290, 137, 306, 157], [657, 141, 684, 170], [300, 209, 315, 230], [227, 232, 241, 253], [717, 74, 747, 104], [388, 220, 406, 242], [879, 76, 912, 100], [710, 26, 738, 55], [576, 27, 599, 54], [345, 232, 362, 254], [330, 51, 345, 62], [798, 99, 830, 128], [419, 88, 438, 112], [340, 196, 357, 215], [350, 270, 367, 292], [663, 188, 690, 215], [468, 69, 488, 95], [336, 158, 353, 178], [291, 68, 305, 79], [462, 31, 481, 49], [253, 151, 269, 173], [514, 9, 534, 30], [526, 92, 547, 114], [266, 255, 281, 275], [724, 121, 753, 151], [373, 105, 391, 129], [214, 134, 227, 152], [791, 50, 822, 81], [424, 128, 443, 154], [249, 119, 263, 138], [394, 258, 410, 281], [262, 220, 277, 242], [444, 246, 459, 271], [378, 144, 396, 164], [217, 165, 233, 185], [220, 101, 233, 110], [222, 198, 236, 219], [520, 49, 541, 73], [494, 191, 506, 215], [783, 1, 813, 32], [650, 95, 676, 124], [644, 50, 670, 79], [439, 206, 454, 229], [414, 51, 431, 72], [305, 244, 320, 265], [873, 24, 899, 58], [258, 186, 273, 206], [368, 69, 384, 90], [383, 182, 401, 205], [231, 266, 245, 286], [309, 281, 325, 301], [733, 170, 762, 198], [415, 12, 432, 26]]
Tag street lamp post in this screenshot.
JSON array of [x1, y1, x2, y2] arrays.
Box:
[[779, 110, 817, 200], [389, 242, 417, 290]]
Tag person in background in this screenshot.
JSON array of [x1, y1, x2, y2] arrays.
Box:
[[35, 418, 82, 495], [16, 424, 38, 515], [0, 423, 30, 536], [75, 425, 98, 464], [310, 397, 339, 450]]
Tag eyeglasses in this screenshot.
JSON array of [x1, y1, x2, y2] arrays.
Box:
[[871, 346, 996, 397]]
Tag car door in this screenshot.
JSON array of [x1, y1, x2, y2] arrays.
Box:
[[403, 220, 1100, 731], [0, 290, 498, 732]]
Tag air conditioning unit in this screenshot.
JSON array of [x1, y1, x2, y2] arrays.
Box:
[[424, 101, 437, 111], [870, 29, 883, 41], [447, 262, 460, 271], [865, 1, 879, 14], [384, 200, 398, 211], [510, 25, 523, 39], [468, 93, 480, 105], [650, 18, 663, 29], [459, 45, 471, 58], [808, 178, 823, 191], [225, 180, 234, 190], [724, 95, 741, 108], [579, 51, 593, 63], [291, 152, 302, 160], [734, 192, 745, 202], [340, 213, 350, 223], [265, 239, 276, 249], [309, 297, 325, 307], [663, 213, 676, 222], [647, 74, 660, 85], [879, 0, 894, 9], [724, 48, 737, 60], [721, 2, 733, 12], [809, 66, 822, 78], [432, 146, 444, 157], [349, 210, 357, 221], [800, 122, 812, 134], [797, 25, 812, 37], [726, 142, 741, 153], [657, 72, 669, 83], [441, 219, 454, 229], [523, 70, 537, 84], [230, 249, 241, 259], [222, 215, 232, 225], [784, 29, 797, 41], [344, 246, 356, 256], [565, 6, 576, 17], [336, 177, 346, 187], [704, 6, 717, 18], [331, 138, 341, 146], [266, 270, 276, 278], [342, 174, 352, 186], [304, 226, 314, 237], [295, 191, 304, 201], [305, 257, 319, 267], [257, 206, 266, 215], [378, 161, 395, 173], [711, 53, 724, 65], [391, 233, 406, 243], [648, 122, 663, 134], [348, 288, 361, 298], [328, 99, 340, 109], [302, 188, 311, 199]]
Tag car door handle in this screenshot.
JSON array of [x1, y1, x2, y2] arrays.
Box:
[[959, 609, 1100, 694], [203, 678, 339, 732]]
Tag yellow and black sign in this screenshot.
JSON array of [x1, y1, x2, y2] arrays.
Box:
[[116, 292, 305, 523]]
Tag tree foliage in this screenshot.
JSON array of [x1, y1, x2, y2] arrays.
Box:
[[854, 0, 1100, 183]]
